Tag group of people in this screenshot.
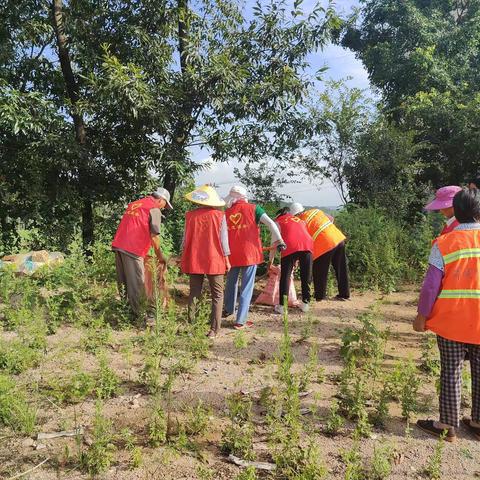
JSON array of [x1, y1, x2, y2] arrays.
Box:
[[112, 184, 349, 338], [111, 180, 480, 443]]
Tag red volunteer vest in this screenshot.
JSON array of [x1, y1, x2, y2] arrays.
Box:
[[181, 207, 227, 275], [427, 229, 480, 344], [112, 196, 158, 258], [226, 201, 263, 267], [276, 213, 313, 258]]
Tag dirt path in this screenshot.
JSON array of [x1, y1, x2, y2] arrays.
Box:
[[2, 285, 480, 479]]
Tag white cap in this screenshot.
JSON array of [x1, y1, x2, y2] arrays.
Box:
[[224, 185, 248, 207], [289, 202, 304, 216], [153, 187, 173, 209]]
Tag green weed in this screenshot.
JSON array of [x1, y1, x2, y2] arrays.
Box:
[[81, 402, 116, 475], [149, 398, 168, 447], [96, 353, 120, 400], [234, 466, 258, 480], [234, 330, 248, 349], [323, 400, 345, 436], [0, 374, 36, 434], [423, 431, 446, 479]]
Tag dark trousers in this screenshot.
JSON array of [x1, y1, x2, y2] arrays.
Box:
[[312, 241, 350, 300], [280, 251, 312, 305], [437, 336, 480, 428]]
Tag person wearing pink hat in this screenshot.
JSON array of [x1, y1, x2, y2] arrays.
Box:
[[425, 186, 462, 236]]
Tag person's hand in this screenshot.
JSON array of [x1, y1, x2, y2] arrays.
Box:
[[413, 313, 427, 332], [225, 257, 231, 272]]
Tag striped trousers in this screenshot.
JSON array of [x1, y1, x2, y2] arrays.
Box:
[[437, 335, 480, 428]]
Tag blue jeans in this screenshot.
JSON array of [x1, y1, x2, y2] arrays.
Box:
[[224, 265, 257, 325]]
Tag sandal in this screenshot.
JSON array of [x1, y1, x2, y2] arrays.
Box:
[[462, 418, 480, 440], [206, 330, 218, 339], [416, 419, 456, 442]]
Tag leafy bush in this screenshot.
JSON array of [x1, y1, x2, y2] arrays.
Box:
[[336, 206, 432, 292]]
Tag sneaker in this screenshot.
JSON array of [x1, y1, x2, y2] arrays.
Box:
[[233, 321, 254, 330], [274, 305, 284, 314], [299, 302, 310, 313], [416, 419, 456, 442]]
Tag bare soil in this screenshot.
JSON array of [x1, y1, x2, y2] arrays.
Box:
[[2, 282, 480, 480]]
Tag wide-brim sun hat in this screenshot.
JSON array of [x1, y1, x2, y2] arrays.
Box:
[[185, 184, 226, 207], [289, 202, 305, 216], [424, 185, 462, 211]]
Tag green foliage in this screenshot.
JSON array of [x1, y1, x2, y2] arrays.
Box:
[[184, 400, 211, 436], [44, 370, 96, 405], [340, 305, 386, 369], [0, 339, 40, 374], [96, 354, 120, 400], [81, 403, 116, 475], [234, 330, 249, 349], [386, 360, 420, 422], [420, 334, 440, 377], [149, 399, 168, 447], [323, 400, 345, 436], [221, 394, 255, 461], [423, 431, 446, 479], [0, 374, 36, 434], [342, 0, 480, 186], [342, 442, 394, 480], [336, 206, 431, 291], [235, 466, 258, 480]]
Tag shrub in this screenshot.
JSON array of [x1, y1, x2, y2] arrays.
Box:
[[336, 206, 432, 292]]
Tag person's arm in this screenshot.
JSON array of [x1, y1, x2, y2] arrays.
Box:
[[220, 215, 231, 271], [259, 213, 284, 245], [414, 244, 444, 332], [149, 209, 166, 264]]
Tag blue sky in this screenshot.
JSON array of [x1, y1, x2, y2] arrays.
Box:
[[195, 0, 368, 207]]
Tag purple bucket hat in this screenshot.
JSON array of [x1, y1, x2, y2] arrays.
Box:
[[424, 185, 462, 211]]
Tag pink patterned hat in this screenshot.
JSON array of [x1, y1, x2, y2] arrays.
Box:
[[424, 186, 462, 211]]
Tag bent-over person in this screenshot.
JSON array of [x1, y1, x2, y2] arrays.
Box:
[[112, 188, 172, 315]]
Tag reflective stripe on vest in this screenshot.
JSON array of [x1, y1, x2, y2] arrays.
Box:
[[438, 289, 480, 299], [312, 220, 333, 241], [426, 229, 480, 344], [443, 248, 480, 265], [299, 209, 346, 260]]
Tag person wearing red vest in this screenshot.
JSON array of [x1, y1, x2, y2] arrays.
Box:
[[223, 186, 285, 329], [425, 186, 462, 238], [112, 187, 172, 315], [180, 185, 231, 339], [269, 208, 313, 314], [290, 202, 350, 301], [414, 188, 480, 442]]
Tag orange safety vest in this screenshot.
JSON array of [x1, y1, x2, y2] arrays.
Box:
[[112, 196, 158, 258], [181, 207, 227, 275], [426, 229, 480, 344], [299, 209, 346, 260]]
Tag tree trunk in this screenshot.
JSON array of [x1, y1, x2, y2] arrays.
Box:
[[51, 0, 93, 251]]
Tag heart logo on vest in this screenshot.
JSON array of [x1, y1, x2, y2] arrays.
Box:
[[230, 213, 243, 225]]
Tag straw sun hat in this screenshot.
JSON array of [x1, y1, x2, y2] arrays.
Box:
[[185, 185, 226, 207]]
